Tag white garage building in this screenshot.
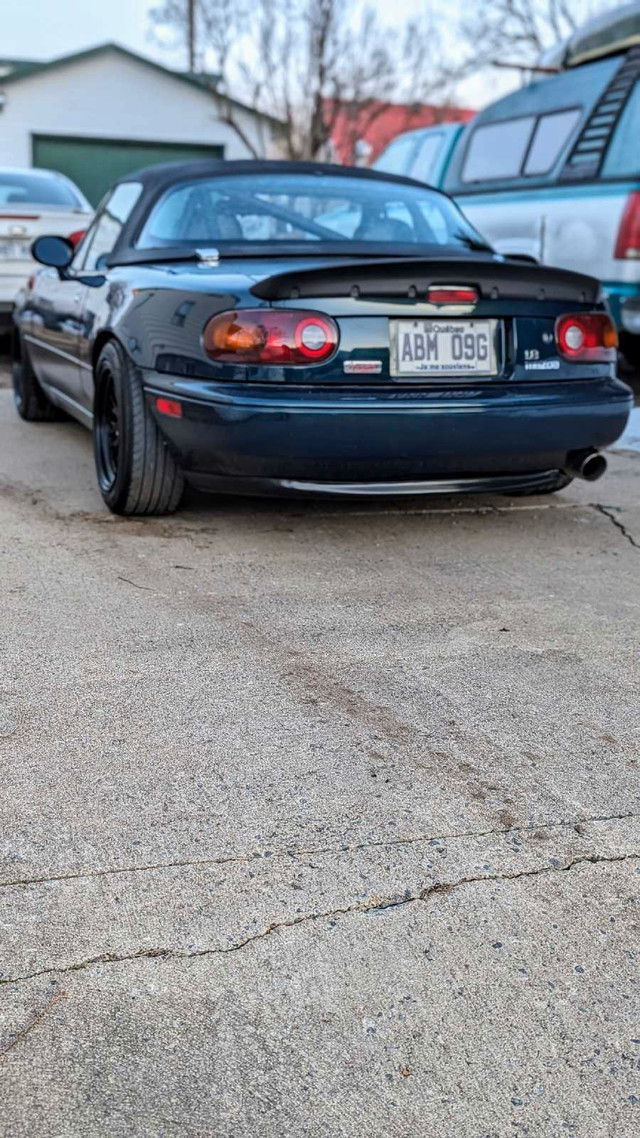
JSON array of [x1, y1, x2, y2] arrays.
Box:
[[0, 42, 283, 205]]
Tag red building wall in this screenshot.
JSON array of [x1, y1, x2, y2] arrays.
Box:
[[329, 102, 475, 165]]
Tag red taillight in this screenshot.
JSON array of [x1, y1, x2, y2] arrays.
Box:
[[615, 192, 640, 260], [427, 286, 478, 305], [156, 397, 183, 418], [555, 313, 618, 362], [203, 309, 339, 366], [68, 229, 86, 247]]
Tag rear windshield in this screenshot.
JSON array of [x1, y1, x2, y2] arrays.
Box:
[[0, 171, 82, 207], [135, 173, 489, 252]]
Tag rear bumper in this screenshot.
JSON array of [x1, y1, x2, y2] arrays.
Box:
[[0, 273, 28, 306], [144, 374, 633, 495]]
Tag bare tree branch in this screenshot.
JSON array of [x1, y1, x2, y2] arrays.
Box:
[[149, 0, 462, 162], [459, 0, 615, 73]]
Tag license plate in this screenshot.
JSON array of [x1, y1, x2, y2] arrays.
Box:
[[0, 241, 32, 261], [392, 319, 497, 378]]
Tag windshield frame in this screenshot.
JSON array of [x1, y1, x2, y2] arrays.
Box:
[[130, 171, 492, 257]]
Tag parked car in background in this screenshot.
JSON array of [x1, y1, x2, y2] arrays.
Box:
[[373, 123, 466, 188], [0, 168, 92, 330], [11, 160, 631, 515]]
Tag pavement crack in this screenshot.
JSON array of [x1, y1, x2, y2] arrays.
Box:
[[591, 503, 640, 550], [0, 852, 256, 891], [0, 992, 67, 1060], [116, 575, 157, 591], [1, 810, 637, 892], [0, 851, 637, 988]]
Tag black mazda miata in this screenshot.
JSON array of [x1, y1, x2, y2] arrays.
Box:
[[12, 160, 632, 515]]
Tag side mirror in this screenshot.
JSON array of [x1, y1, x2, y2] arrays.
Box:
[[31, 235, 75, 276]]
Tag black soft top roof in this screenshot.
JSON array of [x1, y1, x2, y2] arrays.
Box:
[[104, 158, 482, 267], [116, 158, 437, 194]]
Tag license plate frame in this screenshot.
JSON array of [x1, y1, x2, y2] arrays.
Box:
[[391, 318, 499, 380]]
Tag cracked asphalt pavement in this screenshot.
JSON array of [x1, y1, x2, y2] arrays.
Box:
[[0, 363, 639, 1137]]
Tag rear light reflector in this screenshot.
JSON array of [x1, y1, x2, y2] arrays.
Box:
[[0, 213, 39, 221], [427, 286, 478, 304], [68, 229, 86, 247], [156, 397, 183, 418], [615, 192, 640, 260], [555, 313, 618, 362], [203, 309, 339, 365]]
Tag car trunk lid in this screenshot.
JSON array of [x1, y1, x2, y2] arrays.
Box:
[[0, 205, 90, 266], [246, 256, 603, 385]]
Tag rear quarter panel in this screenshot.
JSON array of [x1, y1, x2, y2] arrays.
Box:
[[76, 264, 265, 384]]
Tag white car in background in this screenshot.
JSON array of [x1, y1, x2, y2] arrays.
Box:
[[0, 167, 92, 332]]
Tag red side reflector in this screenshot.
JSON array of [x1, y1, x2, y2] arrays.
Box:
[[427, 286, 478, 304], [156, 397, 183, 418]]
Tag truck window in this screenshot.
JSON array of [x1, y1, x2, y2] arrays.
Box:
[[524, 109, 581, 176], [411, 133, 444, 183], [602, 81, 640, 178], [462, 117, 535, 183], [374, 134, 417, 177]]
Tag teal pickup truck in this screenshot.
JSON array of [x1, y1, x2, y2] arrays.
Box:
[[374, 5, 640, 368]]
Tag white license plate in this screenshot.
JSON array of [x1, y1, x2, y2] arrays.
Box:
[[0, 241, 32, 261], [392, 319, 497, 378]]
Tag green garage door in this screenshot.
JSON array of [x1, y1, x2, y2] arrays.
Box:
[[32, 135, 225, 206]]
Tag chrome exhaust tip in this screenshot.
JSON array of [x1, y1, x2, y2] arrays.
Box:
[[564, 449, 608, 482]]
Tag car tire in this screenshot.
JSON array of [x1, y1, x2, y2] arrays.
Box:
[[93, 340, 184, 516], [12, 340, 63, 422]]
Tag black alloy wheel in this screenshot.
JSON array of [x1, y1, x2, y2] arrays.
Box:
[[94, 362, 120, 493], [93, 340, 184, 516]]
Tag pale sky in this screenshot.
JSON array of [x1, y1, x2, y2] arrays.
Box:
[[0, 0, 518, 109]]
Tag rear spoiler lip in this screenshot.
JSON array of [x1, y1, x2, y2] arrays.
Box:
[[250, 256, 602, 305]]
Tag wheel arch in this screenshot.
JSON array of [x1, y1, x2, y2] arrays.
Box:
[[91, 331, 128, 378]]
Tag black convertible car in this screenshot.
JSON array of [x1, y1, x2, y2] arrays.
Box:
[[12, 160, 632, 515]]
